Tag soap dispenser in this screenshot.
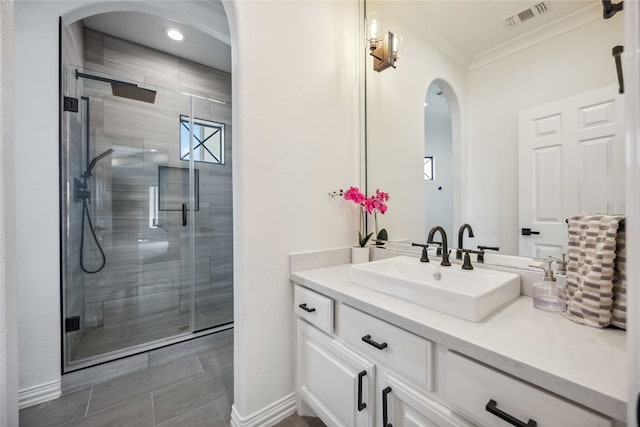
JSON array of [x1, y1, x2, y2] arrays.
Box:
[[529, 258, 566, 312]]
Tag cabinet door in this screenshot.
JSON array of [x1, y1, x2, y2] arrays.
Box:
[[378, 371, 472, 427], [297, 319, 375, 427]]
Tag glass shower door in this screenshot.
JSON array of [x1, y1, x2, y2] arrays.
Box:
[[187, 97, 234, 332], [62, 66, 196, 368]]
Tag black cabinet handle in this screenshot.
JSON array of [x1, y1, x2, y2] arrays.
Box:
[[362, 335, 388, 350], [182, 203, 187, 227], [636, 391, 640, 426], [298, 303, 316, 313], [478, 245, 500, 251], [521, 228, 540, 236], [485, 399, 537, 427], [357, 370, 367, 411], [382, 386, 392, 427]]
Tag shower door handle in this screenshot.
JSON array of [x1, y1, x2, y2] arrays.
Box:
[[182, 203, 187, 227]]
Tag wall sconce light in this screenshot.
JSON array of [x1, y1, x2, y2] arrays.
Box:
[[367, 14, 402, 72]]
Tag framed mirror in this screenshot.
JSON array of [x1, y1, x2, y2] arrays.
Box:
[[364, 0, 625, 262]]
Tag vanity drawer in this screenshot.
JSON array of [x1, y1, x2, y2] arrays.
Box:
[[294, 285, 334, 334], [446, 352, 611, 427], [338, 304, 434, 390]]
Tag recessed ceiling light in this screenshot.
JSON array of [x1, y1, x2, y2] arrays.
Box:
[[165, 28, 184, 42]]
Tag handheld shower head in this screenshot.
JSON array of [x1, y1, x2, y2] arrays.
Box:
[[86, 149, 114, 175]]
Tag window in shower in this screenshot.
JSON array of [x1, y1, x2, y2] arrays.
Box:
[[180, 116, 225, 165], [424, 156, 434, 181]]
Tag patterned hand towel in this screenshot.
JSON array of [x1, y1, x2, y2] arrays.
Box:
[[611, 219, 626, 329], [566, 214, 625, 328]]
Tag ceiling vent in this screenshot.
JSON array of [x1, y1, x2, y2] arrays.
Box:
[[504, 2, 551, 29]]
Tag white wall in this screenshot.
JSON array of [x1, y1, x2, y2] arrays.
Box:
[[1, 0, 19, 424], [466, 15, 624, 254], [624, 2, 640, 424], [14, 0, 360, 418], [366, 1, 467, 244], [228, 0, 359, 417], [14, 0, 67, 395]]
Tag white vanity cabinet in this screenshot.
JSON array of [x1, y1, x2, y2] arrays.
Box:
[[295, 285, 465, 426], [295, 286, 375, 427], [338, 304, 434, 391], [377, 370, 472, 427], [446, 352, 611, 427], [296, 319, 375, 427], [293, 284, 616, 427]]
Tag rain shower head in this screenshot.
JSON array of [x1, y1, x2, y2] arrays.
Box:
[[76, 70, 157, 104], [111, 83, 157, 103]]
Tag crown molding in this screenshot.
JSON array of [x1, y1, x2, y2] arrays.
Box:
[[469, 3, 601, 71]]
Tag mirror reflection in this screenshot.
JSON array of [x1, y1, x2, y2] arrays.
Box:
[[424, 81, 454, 241], [365, 0, 625, 258]]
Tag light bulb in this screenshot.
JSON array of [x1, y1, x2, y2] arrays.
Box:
[[367, 14, 382, 41], [370, 19, 378, 39], [165, 28, 184, 41], [392, 32, 403, 60]]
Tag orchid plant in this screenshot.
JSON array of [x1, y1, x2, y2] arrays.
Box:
[[368, 189, 389, 244], [343, 187, 389, 247]]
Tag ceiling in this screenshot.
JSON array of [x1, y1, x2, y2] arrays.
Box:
[[381, 0, 599, 68], [83, 9, 231, 73], [83, 1, 602, 74]]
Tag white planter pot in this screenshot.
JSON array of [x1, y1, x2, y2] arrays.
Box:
[[351, 246, 369, 264]]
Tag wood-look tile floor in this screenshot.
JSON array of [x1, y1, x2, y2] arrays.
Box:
[[20, 335, 324, 427]]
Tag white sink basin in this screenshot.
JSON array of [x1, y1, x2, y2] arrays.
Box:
[[349, 256, 520, 321]]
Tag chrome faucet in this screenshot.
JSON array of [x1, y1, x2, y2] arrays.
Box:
[[456, 224, 475, 260], [427, 226, 451, 266]]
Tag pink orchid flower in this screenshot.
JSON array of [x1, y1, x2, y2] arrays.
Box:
[[340, 185, 389, 247], [344, 186, 365, 204]]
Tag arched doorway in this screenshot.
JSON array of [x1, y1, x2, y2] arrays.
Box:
[[424, 79, 460, 240], [60, 2, 235, 372]]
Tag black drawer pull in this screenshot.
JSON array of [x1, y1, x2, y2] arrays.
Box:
[[298, 303, 316, 313], [362, 335, 388, 350], [485, 399, 537, 427], [357, 370, 367, 411], [382, 386, 392, 427], [521, 228, 540, 236]]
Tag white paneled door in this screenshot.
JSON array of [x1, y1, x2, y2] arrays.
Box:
[[518, 85, 624, 258]]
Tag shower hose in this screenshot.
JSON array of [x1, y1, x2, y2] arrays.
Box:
[[80, 195, 107, 274]]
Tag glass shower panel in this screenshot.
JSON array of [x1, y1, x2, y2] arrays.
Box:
[[62, 66, 195, 366], [190, 97, 234, 331]]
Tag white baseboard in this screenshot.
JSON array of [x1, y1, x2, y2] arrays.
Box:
[[230, 393, 296, 427], [19, 379, 62, 409]]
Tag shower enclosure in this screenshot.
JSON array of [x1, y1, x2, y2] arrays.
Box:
[[61, 64, 233, 371]]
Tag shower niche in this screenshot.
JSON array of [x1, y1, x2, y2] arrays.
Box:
[[60, 21, 233, 371]]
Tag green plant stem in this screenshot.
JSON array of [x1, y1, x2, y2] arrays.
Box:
[[374, 211, 379, 238]]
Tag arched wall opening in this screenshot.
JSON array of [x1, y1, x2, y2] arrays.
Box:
[[423, 78, 462, 240], [56, 0, 238, 396]]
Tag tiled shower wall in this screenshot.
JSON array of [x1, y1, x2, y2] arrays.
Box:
[[64, 27, 232, 358]]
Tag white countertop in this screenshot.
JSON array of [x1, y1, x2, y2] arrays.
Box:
[[290, 263, 627, 422]]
